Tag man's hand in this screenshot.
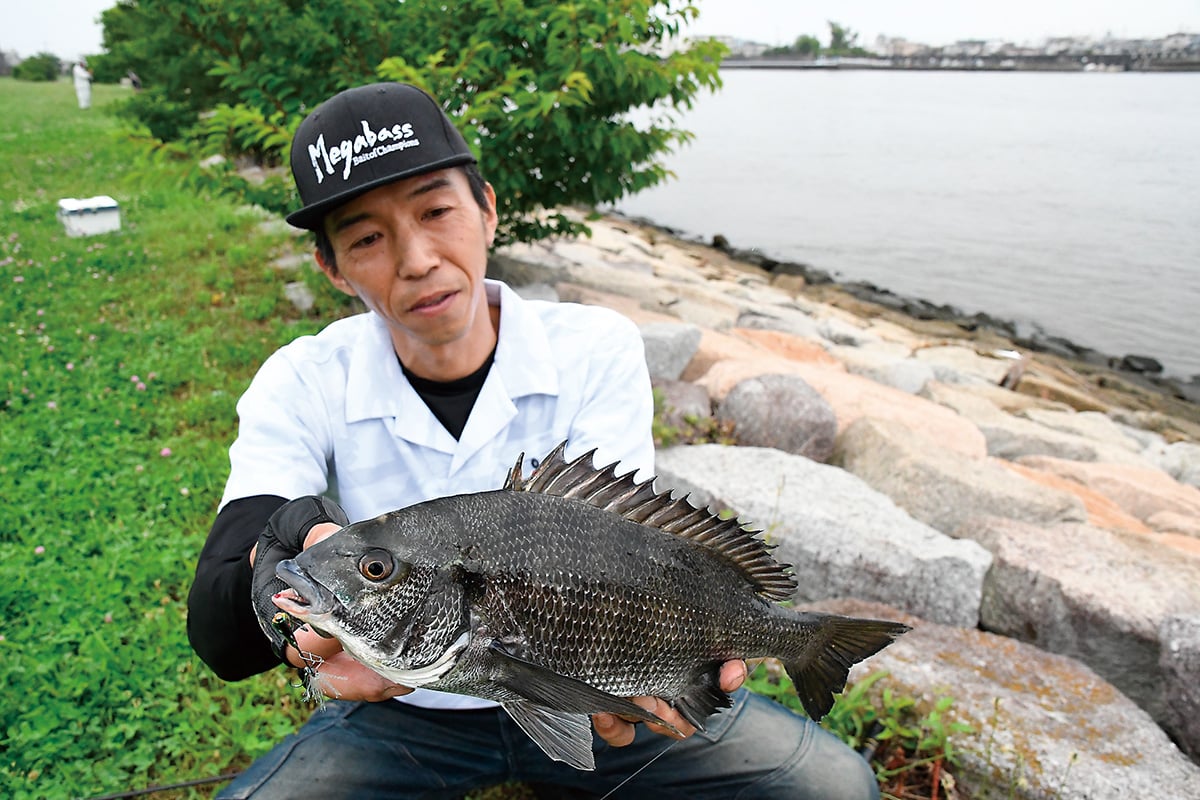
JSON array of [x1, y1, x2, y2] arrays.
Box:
[[282, 622, 412, 703], [248, 518, 343, 567], [592, 659, 748, 747]]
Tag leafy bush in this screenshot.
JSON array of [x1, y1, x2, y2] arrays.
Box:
[[98, 0, 726, 243], [12, 52, 61, 82], [746, 661, 973, 798]]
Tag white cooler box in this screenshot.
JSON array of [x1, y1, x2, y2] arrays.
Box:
[[57, 196, 121, 237]]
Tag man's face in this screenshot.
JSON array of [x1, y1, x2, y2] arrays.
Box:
[[316, 168, 499, 377]]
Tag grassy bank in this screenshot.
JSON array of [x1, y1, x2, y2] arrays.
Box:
[[2, 78, 958, 800], [0, 77, 340, 800]]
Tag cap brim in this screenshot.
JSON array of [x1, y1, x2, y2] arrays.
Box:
[[285, 153, 476, 231]]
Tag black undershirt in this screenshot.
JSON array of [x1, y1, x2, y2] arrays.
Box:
[[400, 348, 496, 440]]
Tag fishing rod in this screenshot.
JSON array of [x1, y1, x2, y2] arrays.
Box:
[[78, 772, 241, 800]]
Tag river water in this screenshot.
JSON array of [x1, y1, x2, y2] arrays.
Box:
[[614, 68, 1200, 379]]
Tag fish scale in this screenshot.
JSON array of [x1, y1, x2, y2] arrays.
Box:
[[269, 441, 911, 770]]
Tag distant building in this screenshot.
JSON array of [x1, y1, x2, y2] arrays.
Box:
[[942, 39, 1008, 57], [1158, 32, 1200, 57], [711, 36, 771, 58], [874, 36, 927, 58]]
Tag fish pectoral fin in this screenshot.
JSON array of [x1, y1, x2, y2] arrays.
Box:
[[486, 641, 680, 731], [671, 667, 733, 731], [503, 701, 595, 771]]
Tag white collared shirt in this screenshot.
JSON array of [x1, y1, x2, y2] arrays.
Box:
[[220, 280, 655, 710]]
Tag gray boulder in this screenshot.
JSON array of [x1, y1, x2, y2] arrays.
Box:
[[734, 307, 823, 341], [1161, 614, 1200, 761], [1016, 408, 1144, 453], [856, 359, 939, 395], [969, 516, 1200, 731], [639, 322, 702, 382], [653, 444, 992, 627], [834, 416, 1086, 535], [1151, 439, 1200, 489], [1017, 455, 1200, 528], [921, 382, 1144, 464], [808, 598, 1200, 800], [716, 373, 837, 462], [652, 379, 713, 436]]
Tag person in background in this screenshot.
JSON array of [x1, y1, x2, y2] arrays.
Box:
[[186, 81, 879, 800], [72, 59, 92, 109]]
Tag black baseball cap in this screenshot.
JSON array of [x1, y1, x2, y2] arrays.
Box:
[[286, 82, 476, 230]]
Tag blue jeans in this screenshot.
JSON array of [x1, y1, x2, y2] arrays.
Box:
[[218, 690, 878, 800]]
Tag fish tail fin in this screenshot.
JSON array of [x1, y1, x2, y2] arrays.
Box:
[[783, 615, 910, 721]]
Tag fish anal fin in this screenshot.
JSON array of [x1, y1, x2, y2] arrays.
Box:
[[503, 701, 596, 771], [486, 641, 680, 733], [786, 616, 911, 721], [671, 667, 733, 731]]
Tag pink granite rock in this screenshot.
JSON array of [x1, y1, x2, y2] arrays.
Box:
[[1017, 456, 1200, 534]]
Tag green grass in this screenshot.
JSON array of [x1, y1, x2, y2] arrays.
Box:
[[0, 77, 950, 800], [0, 77, 339, 800]]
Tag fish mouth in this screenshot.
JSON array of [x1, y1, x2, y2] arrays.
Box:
[[274, 559, 337, 621]]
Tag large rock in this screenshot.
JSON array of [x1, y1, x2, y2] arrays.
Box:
[[1161, 614, 1200, 761], [716, 374, 837, 462], [968, 516, 1200, 732], [1016, 408, 1144, 454], [834, 417, 1086, 535], [920, 381, 1146, 464], [921, 378, 1073, 416], [680, 328, 808, 384], [1017, 456, 1200, 532], [651, 378, 713, 437], [834, 344, 944, 394], [701, 361, 987, 459], [1013, 370, 1111, 413], [734, 306, 824, 342], [730, 327, 842, 367], [912, 344, 1013, 383], [996, 459, 1152, 535], [1147, 439, 1200, 489], [639, 322, 702, 381], [1148, 510, 1200, 539], [807, 599, 1200, 800], [653, 444, 992, 627]]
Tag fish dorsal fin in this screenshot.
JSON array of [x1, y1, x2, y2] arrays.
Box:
[[504, 442, 797, 602]]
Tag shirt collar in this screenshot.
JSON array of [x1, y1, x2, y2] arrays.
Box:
[[343, 279, 559, 425]]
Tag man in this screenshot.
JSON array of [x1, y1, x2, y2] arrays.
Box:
[[187, 82, 878, 799], [73, 59, 92, 109]]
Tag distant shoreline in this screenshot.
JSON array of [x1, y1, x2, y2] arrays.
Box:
[[720, 56, 1200, 73], [604, 208, 1200, 408]]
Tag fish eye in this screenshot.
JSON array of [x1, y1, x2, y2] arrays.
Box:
[[358, 549, 406, 582]]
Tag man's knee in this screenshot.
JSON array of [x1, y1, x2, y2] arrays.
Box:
[[791, 729, 879, 800]]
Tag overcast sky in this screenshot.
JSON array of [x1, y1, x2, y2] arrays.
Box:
[[6, 0, 1200, 60]]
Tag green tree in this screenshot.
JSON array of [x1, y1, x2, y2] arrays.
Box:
[[12, 52, 61, 82], [99, 0, 725, 243], [826, 21, 869, 56], [373, 0, 725, 242], [765, 34, 821, 57]]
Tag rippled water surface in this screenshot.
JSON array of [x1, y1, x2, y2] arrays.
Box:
[[616, 69, 1200, 378]]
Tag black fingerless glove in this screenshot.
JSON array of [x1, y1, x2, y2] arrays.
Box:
[[250, 495, 349, 660]]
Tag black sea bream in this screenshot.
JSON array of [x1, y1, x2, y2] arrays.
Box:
[[269, 442, 909, 770]]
